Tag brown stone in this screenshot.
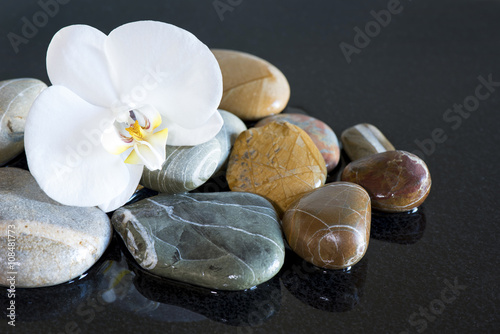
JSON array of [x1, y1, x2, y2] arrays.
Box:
[[226, 121, 326, 215], [282, 182, 371, 270], [341, 123, 395, 161], [341, 150, 431, 212], [212, 49, 290, 121]]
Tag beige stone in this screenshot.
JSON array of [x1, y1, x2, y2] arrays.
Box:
[[212, 49, 290, 121]]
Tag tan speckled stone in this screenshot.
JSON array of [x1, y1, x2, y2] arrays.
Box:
[[0, 78, 47, 165], [0, 168, 112, 287], [212, 49, 290, 121], [226, 122, 327, 215]]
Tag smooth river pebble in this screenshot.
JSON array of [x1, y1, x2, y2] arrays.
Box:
[[0, 168, 112, 287], [341, 123, 395, 161], [0, 78, 47, 165], [255, 113, 340, 172], [212, 49, 290, 121], [112, 192, 285, 291], [226, 121, 327, 215], [141, 138, 222, 193], [282, 182, 371, 270], [213, 109, 247, 173], [341, 150, 431, 212]]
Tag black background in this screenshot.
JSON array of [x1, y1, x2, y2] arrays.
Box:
[[1, 0, 499, 333]]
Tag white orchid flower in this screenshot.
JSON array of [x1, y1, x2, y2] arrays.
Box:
[[24, 21, 223, 212]]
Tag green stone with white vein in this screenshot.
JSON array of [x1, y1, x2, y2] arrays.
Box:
[[111, 192, 285, 290]]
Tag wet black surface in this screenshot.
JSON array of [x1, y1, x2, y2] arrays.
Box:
[[1, 0, 500, 333]]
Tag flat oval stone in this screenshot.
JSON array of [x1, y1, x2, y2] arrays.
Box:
[[141, 138, 222, 193], [341, 123, 395, 161], [0, 168, 112, 287], [341, 150, 431, 212], [282, 182, 371, 270], [112, 192, 285, 291], [213, 109, 247, 173], [212, 49, 290, 121], [226, 122, 327, 215], [0, 78, 47, 165], [255, 113, 340, 172]]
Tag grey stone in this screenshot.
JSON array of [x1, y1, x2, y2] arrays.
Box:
[[141, 138, 222, 193], [213, 109, 247, 173], [0, 168, 112, 287], [0, 78, 47, 165], [112, 192, 285, 290]]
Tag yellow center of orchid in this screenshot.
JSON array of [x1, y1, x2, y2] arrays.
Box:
[[125, 120, 145, 142], [101, 107, 169, 171]]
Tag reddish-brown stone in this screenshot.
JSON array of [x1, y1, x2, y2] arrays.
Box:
[[282, 182, 371, 270], [341, 150, 431, 212]]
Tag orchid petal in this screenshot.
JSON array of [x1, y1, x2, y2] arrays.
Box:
[[133, 105, 162, 131], [166, 109, 223, 146], [25, 85, 130, 207], [101, 123, 133, 155], [105, 21, 222, 129], [98, 164, 143, 212], [125, 140, 165, 171], [47, 25, 119, 107], [146, 128, 169, 149]]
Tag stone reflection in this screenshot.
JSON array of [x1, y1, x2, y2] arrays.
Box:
[[130, 258, 282, 327], [96, 253, 206, 323], [0, 240, 115, 322], [280, 249, 367, 312], [370, 207, 426, 244]]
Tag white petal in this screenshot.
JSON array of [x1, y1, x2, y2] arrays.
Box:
[[101, 122, 133, 155], [166, 110, 223, 146], [25, 85, 129, 207], [133, 105, 162, 131], [47, 25, 119, 107], [125, 141, 164, 171], [105, 21, 222, 129], [98, 164, 143, 212]]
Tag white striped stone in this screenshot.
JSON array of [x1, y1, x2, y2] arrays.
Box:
[[141, 138, 222, 193]]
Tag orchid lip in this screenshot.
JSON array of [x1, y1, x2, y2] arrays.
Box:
[[101, 105, 168, 169]]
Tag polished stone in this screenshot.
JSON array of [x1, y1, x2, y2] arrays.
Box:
[[213, 109, 247, 173], [0, 168, 112, 287], [112, 192, 285, 291], [282, 182, 371, 270], [141, 138, 222, 193], [226, 121, 327, 215], [0, 78, 47, 165], [341, 150, 432, 212], [212, 49, 290, 121], [255, 113, 340, 172], [341, 123, 395, 161]]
